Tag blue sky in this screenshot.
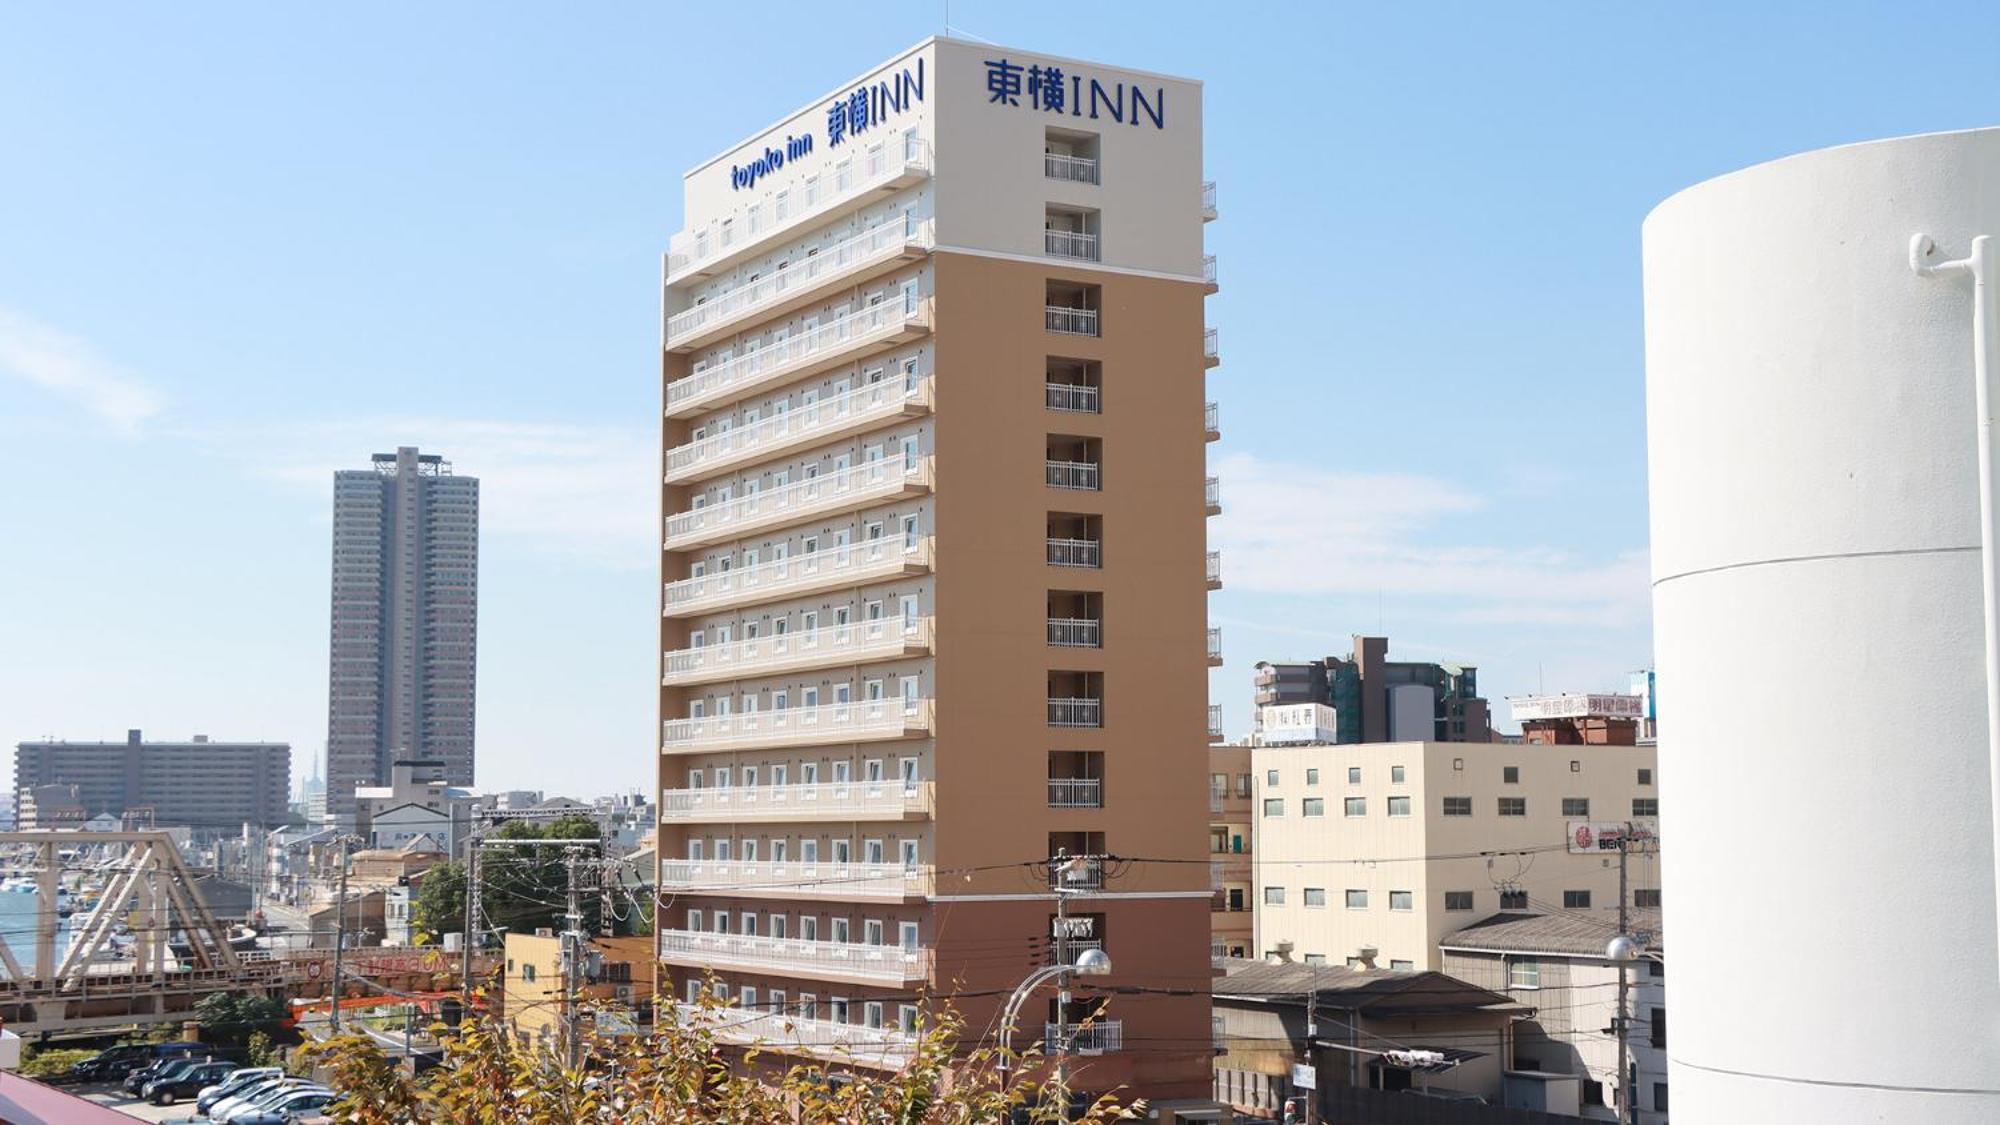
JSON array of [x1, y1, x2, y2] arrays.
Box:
[[4, 2, 1996, 798]]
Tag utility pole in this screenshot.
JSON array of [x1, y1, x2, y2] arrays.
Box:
[[1303, 986, 1319, 1125], [330, 835, 353, 1033], [1615, 825, 1634, 1125], [461, 811, 483, 1018], [561, 845, 587, 1071]]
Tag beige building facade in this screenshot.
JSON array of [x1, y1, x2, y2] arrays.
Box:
[[1208, 742, 1253, 958], [654, 38, 1218, 1100], [1253, 740, 1659, 970]]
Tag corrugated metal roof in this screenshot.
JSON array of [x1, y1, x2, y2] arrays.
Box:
[[1213, 958, 1523, 1017], [1438, 910, 1664, 958]]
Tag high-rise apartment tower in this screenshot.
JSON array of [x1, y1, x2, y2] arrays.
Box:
[[655, 39, 1219, 1101], [327, 446, 478, 822]]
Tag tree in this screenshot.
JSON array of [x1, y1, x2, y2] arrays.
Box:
[[410, 859, 466, 946], [410, 816, 607, 946], [194, 991, 288, 1048]]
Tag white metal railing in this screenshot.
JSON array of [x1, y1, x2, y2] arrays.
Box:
[[1204, 327, 1219, 360], [1051, 857, 1105, 890], [1205, 401, 1219, 433], [1047, 778, 1103, 808], [1203, 254, 1217, 284], [1048, 697, 1102, 728], [660, 781, 934, 822], [663, 699, 934, 752], [1045, 382, 1100, 413], [1045, 153, 1100, 184], [659, 859, 933, 900], [664, 618, 933, 683], [1205, 476, 1221, 510], [665, 454, 929, 547], [659, 929, 931, 983], [668, 300, 928, 414], [1208, 704, 1224, 738], [1209, 790, 1225, 814], [1206, 550, 1222, 585], [1045, 306, 1099, 336], [1045, 459, 1101, 491], [1047, 617, 1101, 648], [1207, 626, 1223, 661], [667, 219, 932, 346], [1202, 180, 1217, 213], [666, 378, 930, 481], [1047, 538, 1101, 568], [1209, 860, 1226, 887], [666, 138, 932, 280], [664, 537, 932, 616], [1049, 1020, 1124, 1054], [1044, 229, 1100, 261], [675, 1002, 918, 1068]]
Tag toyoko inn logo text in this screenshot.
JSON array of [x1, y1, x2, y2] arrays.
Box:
[[729, 59, 927, 191]]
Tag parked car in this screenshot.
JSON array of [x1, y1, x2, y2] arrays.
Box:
[[207, 1077, 318, 1120], [118, 1044, 211, 1091], [63, 1040, 201, 1084], [144, 1058, 236, 1105], [196, 1066, 285, 1115], [217, 1083, 334, 1124]]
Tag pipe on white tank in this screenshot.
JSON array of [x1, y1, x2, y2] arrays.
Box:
[[1911, 231, 2000, 981]]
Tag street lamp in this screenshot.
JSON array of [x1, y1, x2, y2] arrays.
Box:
[[996, 948, 1113, 1092]]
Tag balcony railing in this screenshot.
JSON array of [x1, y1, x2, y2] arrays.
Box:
[[1049, 1020, 1124, 1055], [674, 1002, 918, 1070], [1052, 857, 1105, 890], [1050, 937, 1105, 965], [666, 300, 932, 417], [659, 858, 933, 901], [659, 929, 931, 984], [1045, 382, 1100, 414], [666, 218, 933, 350], [1046, 306, 1100, 337], [1047, 617, 1101, 648], [1045, 229, 1101, 261], [1208, 704, 1225, 741], [1045, 153, 1100, 184], [665, 537, 933, 618], [1205, 401, 1220, 438], [1206, 550, 1222, 589], [1209, 790, 1225, 814], [663, 618, 934, 685], [1202, 254, 1217, 285], [666, 138, 933, 282], [1205, 476, 1222, 514], [665, 453, 932, 549], [1201, 180, 1217, 219], [1047, 538, 1101, 568], [665, 378, 932, 482], [660, 781, 935, 823], [1203, 327, 1219, 365], [663, 699, 934, 753], [1045, 459, 1101, 491], [1047, 778, 1103, 808], [1207, 626, 1224, 665], [1048, 697, 1102, 729]]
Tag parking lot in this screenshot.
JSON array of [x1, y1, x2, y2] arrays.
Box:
[[72, 1082, 202, 1121]]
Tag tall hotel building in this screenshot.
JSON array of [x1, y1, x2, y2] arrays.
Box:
[[326, 446, 479, 824], [655, 39, 1220, 1100]]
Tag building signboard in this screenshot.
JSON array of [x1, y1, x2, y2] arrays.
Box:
[[1258, 703, 1338, 746], [1510, 693, 1646, 722], [1566, 820, 1660, 854]]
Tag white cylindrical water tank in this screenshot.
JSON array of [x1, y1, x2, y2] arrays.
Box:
[[1645, 127, 2000, 1121]]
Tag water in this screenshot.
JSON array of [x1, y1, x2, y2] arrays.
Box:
[[0, 886, 76, 972]]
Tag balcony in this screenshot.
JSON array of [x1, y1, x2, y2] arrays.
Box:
[[666, 138, 933, 284], [666, 378, 933, 484], [1202, 253, 1218, 293], [664, 454, 934, 550], [1206, 550, 1222, 590], [658, 858, 933, 902], [659, 929, 931, 985], [662, 699, 934, 754], [1046, 381, 1100, 414], [1208, 704, 1225, 743], [1047, 778, 1103, 809], [666, 300, 934, 419], [1046, 538, 1101, 569], [1046, 617, 1101, 648], [1203, 327, 1220, 368], [674, 1002, 918, 1071], [659, 781, 935, 823], [1207, 626, 1224, 667], [1046, 306, 1100, 337], [1045, 459, 1101, 491], [1045, 152, 1100, 184], [1045, 229, 1100, 262], [665, 219, 934, 353], [663, 537, 934, 618], [1048, 697, 1102, 729], [1205, 401, 1220, 442], [1201, 180, 1217, 222], [1205, 476, 1222, 517], [663, 618, 934, 686]]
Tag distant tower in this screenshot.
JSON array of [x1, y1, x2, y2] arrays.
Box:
[[326, 446, 479, 822]]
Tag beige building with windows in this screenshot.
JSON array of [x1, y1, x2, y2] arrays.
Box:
[[1208, 742, 1253, 958], [1252, 740, 1659, 971], [653, 38, 1220, 1103]]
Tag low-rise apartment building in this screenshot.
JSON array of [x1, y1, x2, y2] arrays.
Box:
[[504, 932, 657, 1049], [13, 729, 291, 834], [1209, 742, 1253, 958], [1253, 740, 1659, 970]]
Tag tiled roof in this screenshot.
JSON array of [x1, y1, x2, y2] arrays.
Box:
[[1213, 958, 1522, 1016], [1439, 910, 1664, 958]]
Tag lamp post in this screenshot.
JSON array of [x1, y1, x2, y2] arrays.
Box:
[[996, 947, 1112, 1110]]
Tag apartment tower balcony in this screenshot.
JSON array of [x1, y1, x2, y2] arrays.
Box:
[[659, 780, 935, 823], [665, 218, 935, 353], [664, 378, 934, 483], [662, 699, 935, 754], [665, 299, 935, 419], [658, 929, 933, 986], [658, 857, 933, 903], [662, 618, 935, 686], [663, 537, 933, 618], [664, 454, 934, 550]]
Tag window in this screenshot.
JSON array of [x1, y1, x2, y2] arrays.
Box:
[[1305, 768, 1319, 785], [1302, 887, 1326, 907], [1386, 796, 1411, 817], [899, 1005, 920, 1033], [769, 988, 786, 1013], [1650, 1007, 1668, 1049], [1263, 886, 1285, 906], [1633, 798, 1659, 817], [830, 997, 849, 1024], [1389, 891, 1413, 911], [1301, 798, 1325, 817], [1262, 798, 1284, 817], [1389, 960, 1414, 970], [1583, 1080, 1604, 1107], [1570, 759, 1581, 772], [1500, 890, 1528, 909], [1498, 797, 1527, 816], [1502, 766, 1520, 784], [1344, 889, 1368, 909], [1562, 798, 1590, 817], [1653, 1082, 1669, 1112], [1635, 888, 1662, 908], [740, 986, 758, 1010], [1303, 954, 1327, 966], [1347, 767, 1361, 784], [1266, 769, 1279, 786], [1563, 890, 1592, 909], [1390, 765, 1405, 783], [1638, 768, 1654, 786], [1343, 797, 1366, 817], [1444, 891, 1473, 911], [1508, 958, 1541, 988], [864, 1002, 885, 1029]]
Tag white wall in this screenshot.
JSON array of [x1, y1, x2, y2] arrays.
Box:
[[1645, 127, 2000, 1122]]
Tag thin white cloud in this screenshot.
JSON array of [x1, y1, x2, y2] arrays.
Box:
[[0, 306, 163, 434], [1210, 451, 1648, 628]]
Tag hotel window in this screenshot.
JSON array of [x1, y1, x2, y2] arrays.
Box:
[[771, 915, 787, 939], [1503, 766, 1520, 784], [1305, 768, 1319, 785], [1343, 797, 1366, 817], [900, 1004, 920, 1033], [864, 1002, 885, 1030], [1638, 768, 1653, 786], [1442, 796, 1472, 816], [769, 989, 786, 1013], [1301, 798, 1325, 817], [1562, 798, 1590, 817], [740, 986, 757, 1009], [1262, 798, 1284, 817], [832, 918, 851, 944], [1564, 890, 1592, 909], [1263, 886, 1285, 906], [1266, 769, 1279, 786], [830, 997, 850, 1024], [685, 980, 701, 1004], [1508, 958, 1541, 988], [1344, 889, 1368, 910], [1390, 960, 1414, 970], [687, 909, 703, 932], [1389, 891, 1413, 911], [1302, 887, 1326, 907], [1498, 797, 1527, 816], [1500, 890, 1528, 909], [1347, 767, 1361, 784], [1387, 796, 1411, 817], [1444, 891, 1474, 911], [1635, 888, 1662, 908], [800, 993, 818, 1020], [800, 916, 818, 941], [1633, 798, 1659, 817], [775, 190, 789, 221]]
